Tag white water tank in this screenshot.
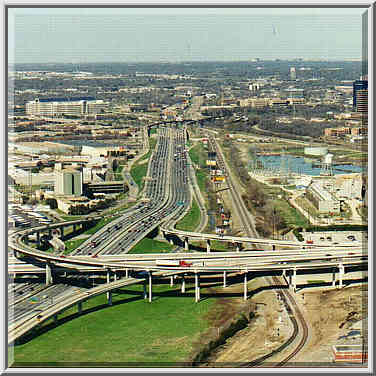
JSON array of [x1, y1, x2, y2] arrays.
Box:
[[323, 153, 333, 164], [304, 147, 328, 156]]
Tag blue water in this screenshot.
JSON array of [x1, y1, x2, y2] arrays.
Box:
[[257, 155, 364, 176]]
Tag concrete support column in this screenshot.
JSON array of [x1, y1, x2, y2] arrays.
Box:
[[106, 271, 111, 300], [206, 239, 211, 253], [78, 302, 82, 314], [282, 269, 286, 277], [125, 269, 129, 278], [13, 250, 20, 259], [36, 232, 41, 247], [339, 264, 345, 288], [195, 273, 200, 303], [169, 238, 174, 246], [292, 268, 297, 292], [223, 271, 227, 288], [114, 273, 117, 281], [272, 244, 276, 251], [148, 272, 152, 303], [108, 291, 113, 306], [143, 281, 147, 299], [60, 226, 64, 239], [184, 237, 189, 251], [24, 235, 29, 245], [332, 269, 336, 287], [288, 270, 292, 288], [181, 275, 186, 293], [243, 272, 248, 301], [236, 243, 240, 252], [45, 263, 53, 286], [73, 224, 77, 233], [170, 275, 174, 287]]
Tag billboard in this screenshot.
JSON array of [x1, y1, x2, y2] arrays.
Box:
[[213, 176, 225, 182]]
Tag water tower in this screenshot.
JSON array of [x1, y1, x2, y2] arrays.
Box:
[[320, 153, 333, 176]]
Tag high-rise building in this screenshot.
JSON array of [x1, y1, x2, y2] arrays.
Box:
[[353, 80, 368, 113], [290, 67, 296, 80], [55, 163, 83, 197]]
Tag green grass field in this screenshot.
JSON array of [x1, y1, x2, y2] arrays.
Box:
[[12, 285, 216, 365], [130, 163, 148, 191], [63, 238, 88, 254], [84, 216, 119, 235], [175, 200, 201, 232], [189, 143, 206, 168], [273, 198, 310, 228], [128, 238, 174, 254]]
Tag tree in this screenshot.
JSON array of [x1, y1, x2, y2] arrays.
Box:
[[45, 198, 58, 209]]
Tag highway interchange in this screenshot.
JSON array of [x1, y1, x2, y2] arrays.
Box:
[[8, 125, 367, 361]]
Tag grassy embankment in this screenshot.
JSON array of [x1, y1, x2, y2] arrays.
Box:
[[188, 144, 229, 252], [12, 284, 217, 365], [128, 238, 174, 254], [130, 138, 157, 191], [175, 199, 201, 232]]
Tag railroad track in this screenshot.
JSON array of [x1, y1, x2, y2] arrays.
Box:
[[209, 134, 309, 367]]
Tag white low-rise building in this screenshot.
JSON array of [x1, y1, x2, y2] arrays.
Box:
[[306, 181, 340, 213]]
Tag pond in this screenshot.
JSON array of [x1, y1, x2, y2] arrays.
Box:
[[256, 155, 364, 176]]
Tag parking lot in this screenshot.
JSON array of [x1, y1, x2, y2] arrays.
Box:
[[302, 231, 367, 245], [8, 204, 53, 229]]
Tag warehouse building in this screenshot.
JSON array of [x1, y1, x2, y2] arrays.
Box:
[[26, 97, 109, 117], [306, 181, 340, 213]]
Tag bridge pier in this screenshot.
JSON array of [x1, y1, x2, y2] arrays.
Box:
[[36, 231, 41, 248], [292, 268, 297, 292], [143, 281, 147, 299], [78, 301, 82, 314], [169, 238, 174, 246], [148, 272, 152, 303], [206, 239, 211, 253], [45, 263, 53, 285], [332, 268, 336, 287], [60, 226, 64, 239], [339, 264, 345, 288], [236, 243, 240, 252], [106, 271, 111, 301], [181, 275, 186, 293], [125, 269, 129, 278], [184, 237, 189, 251], [108, 291, 113, 306], [223, 271, 227, 288], [243, 272, 248, 300], [195, 273, 200, 303], [53, 314, 58, 324], [170, 275, 174, 287], [114, 273, 117, 281], [272, 244, 276, 251], [13, 249, 21, 259]]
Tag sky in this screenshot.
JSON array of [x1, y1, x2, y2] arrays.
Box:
[[7, 7, 368, 64]]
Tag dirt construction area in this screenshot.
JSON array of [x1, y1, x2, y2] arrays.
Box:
[[201, 277, 368, 367]]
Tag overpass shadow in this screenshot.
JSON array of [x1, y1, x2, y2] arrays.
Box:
[[13, 294, 144, 346], [296, 277, 368, 293]]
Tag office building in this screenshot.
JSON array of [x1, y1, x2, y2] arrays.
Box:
[[290, 67, 296, 80], [55, 163, 83, 197], [26, 97, 109, 117], [353, 81, 368, 113]]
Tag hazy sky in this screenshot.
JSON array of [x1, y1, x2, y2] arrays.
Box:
[[8, 7, 367, 64]]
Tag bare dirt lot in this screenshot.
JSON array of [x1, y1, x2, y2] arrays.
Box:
[[200, 279, 368, 367]]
